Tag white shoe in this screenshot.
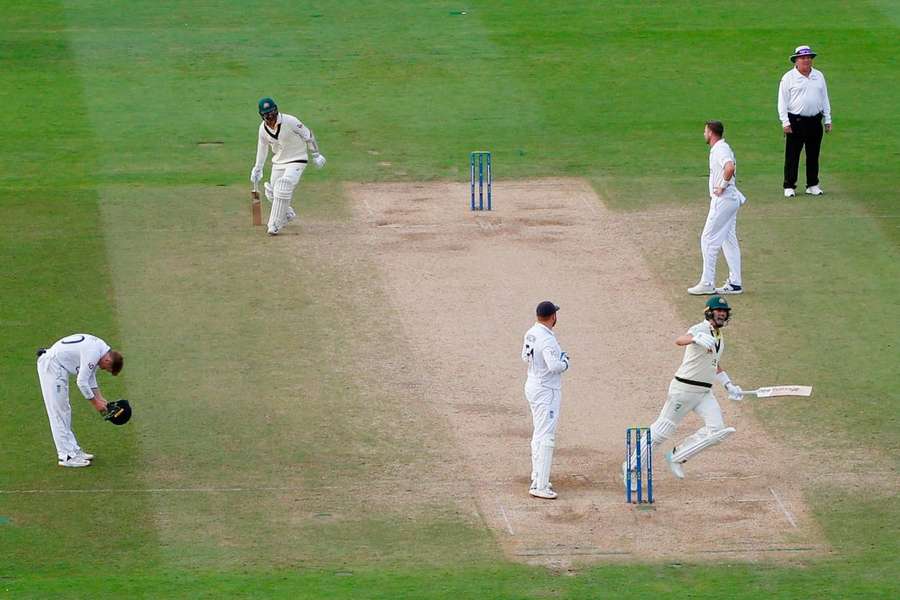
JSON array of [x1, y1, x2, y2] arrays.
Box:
[[715, 281, 743, 295], [530, 480, 553, 491], [285, 207, 296, 223], [267, 226, 280, 236], [58, 455, 91, 468], [784, 188, 796, 197], [529, 487, 558, 500], [75, 450, 94, 461], [665, 451, 684, 479], [687, 282, 716, 295], [805, 185, 824, 196]]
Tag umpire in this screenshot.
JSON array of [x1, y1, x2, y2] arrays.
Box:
[[777, 45, 833, 197]]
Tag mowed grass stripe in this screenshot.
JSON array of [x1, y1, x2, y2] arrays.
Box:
[[0, 1, 161, 575]]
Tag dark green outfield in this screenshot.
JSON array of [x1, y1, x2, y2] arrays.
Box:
[[1, 1, 897, 597]]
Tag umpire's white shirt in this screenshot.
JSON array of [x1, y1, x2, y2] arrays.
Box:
[[777, 67, 832, 126], [522, 323, 569, 389], [45, 334, 110, 399]]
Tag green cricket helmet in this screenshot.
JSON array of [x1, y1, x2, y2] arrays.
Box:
[[704, 295, 732, 325], [258, 97, 278, 116]]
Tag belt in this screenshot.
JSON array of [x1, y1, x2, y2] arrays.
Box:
[[675, 376, 712, 389], [787, 112, 823, 120], [286, 159, 308, 164]]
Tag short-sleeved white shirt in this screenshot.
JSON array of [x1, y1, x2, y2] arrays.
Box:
[[708, 139, 736, 197]]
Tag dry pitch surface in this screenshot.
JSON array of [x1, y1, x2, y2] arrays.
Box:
[[347, 178, 824, 567]]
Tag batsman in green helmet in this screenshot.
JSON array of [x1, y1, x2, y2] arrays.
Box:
[[250, 97, 327, 235], [623, 295, 743, 487]]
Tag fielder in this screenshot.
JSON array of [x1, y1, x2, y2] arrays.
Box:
[[521, 301, 570, 500], [250, 97, 326, 236], [688, 120, 746, 296], [623, 296, 742, 485], [36, 334, 124, 467]]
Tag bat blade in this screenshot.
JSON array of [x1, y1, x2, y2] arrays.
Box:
[[748, 385, 813, 398], [251, 187, 262, 226]]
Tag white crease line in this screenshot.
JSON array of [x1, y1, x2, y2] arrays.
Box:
[[498, 502, 515, 535], [361, 196, 375, 218], [769, 487, 798, 528]]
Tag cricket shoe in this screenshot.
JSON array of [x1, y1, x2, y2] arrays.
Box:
[[665, 451, 684, 479], [285, 207, 296, 223], [267, 226, 280, 236], [687, 282, 716, 295], [715, 281, 743, 295], [805, 185, 824, 196], [530, 480, 554, 492], [75, 450, 94, 461], [784, 188, 796, 197], [58, 455, 91, 468], [529, 487, 558, 500], [621, 461, 637, 492]]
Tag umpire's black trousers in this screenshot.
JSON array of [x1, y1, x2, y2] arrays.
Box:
[[783, 112, 824, 189]]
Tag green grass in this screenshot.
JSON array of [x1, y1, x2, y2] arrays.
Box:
[[1, 0, 898, 597]]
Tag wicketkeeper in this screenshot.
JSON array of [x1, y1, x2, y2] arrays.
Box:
[[36, 334, 128, 468], [250, 97, 327, 235], [623, 296, 742, 485]]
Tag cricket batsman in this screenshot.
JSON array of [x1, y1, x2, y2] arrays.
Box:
[[250, 97, 326, 236], [624, 296, 743, 484]]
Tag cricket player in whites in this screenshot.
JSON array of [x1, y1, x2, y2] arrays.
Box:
[[36, 334, 123, 467], [623, 296, 742, 485], [688, 120, 746, 296], [521, 301, 570, 500], [250, 97, 326, 235]]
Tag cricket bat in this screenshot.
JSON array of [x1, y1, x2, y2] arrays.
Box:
[[251, 182, 262, 226], [742, 385, 813, 398]]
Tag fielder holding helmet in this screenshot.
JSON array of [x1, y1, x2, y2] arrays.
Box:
[[36, 333, 127, 468], [623, 296, 742, 485], [250, 97, 326, 236]]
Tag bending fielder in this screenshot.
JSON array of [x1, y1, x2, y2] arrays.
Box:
[[250, 97, 326, 236], [623, 296, 743, 485]]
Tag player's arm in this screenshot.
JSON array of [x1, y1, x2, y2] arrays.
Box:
[[251, 130, 268, 183], [716, 368, 743, 399], [521, 338, 533, 363], [821, 74, 832, 131], [777, 76, 791, 130], [542, 345, 569, 373], [675, 334, 693, 346], [294, 121, 320, 154], [88, 389, 108, 412], [722, 161, 735, 185]]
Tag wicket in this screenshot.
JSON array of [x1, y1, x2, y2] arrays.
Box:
[[470, 151, 492, 210], [625, 427, 654, 504]]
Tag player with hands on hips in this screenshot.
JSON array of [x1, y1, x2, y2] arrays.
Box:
[[249, 97, 326, 236], [36, 333, 124, 468], [522, 301, 570, 500], [622, 296, 742, 487]]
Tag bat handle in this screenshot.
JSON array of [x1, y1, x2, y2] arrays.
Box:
[[252, 181, 259, 193]]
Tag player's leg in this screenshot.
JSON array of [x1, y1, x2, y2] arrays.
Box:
[[37, 359, 84, 466], [530, 388, 560, 498], [700, 197, 740, 287], [269, 164, 305, 234], [667, 392, 735, 475], [783, 117, 803, 192], [804, 117, 824, 190], [721, 209, 742, 288], [266, 166, 286, 234]]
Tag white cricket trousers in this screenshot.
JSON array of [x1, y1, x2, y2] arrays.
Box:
[[524, 381, 561, 480], [37, 355, 82, 460], [268, 163, 306, 231], [699, 191, 743, 286], [632, 383, 727, 467]]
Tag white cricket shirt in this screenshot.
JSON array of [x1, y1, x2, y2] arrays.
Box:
[[522, 323, 569, 389], [672, 320, 724, 390], [708, 139, 737, 197], [777, 67, 832, 126], [254, 112, 320, 169], [45, 334, 111, 399]]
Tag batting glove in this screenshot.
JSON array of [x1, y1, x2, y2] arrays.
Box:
[[250, 167, 263, 184], [725, 382, 743, 401], [313, 153, 327, 169]]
